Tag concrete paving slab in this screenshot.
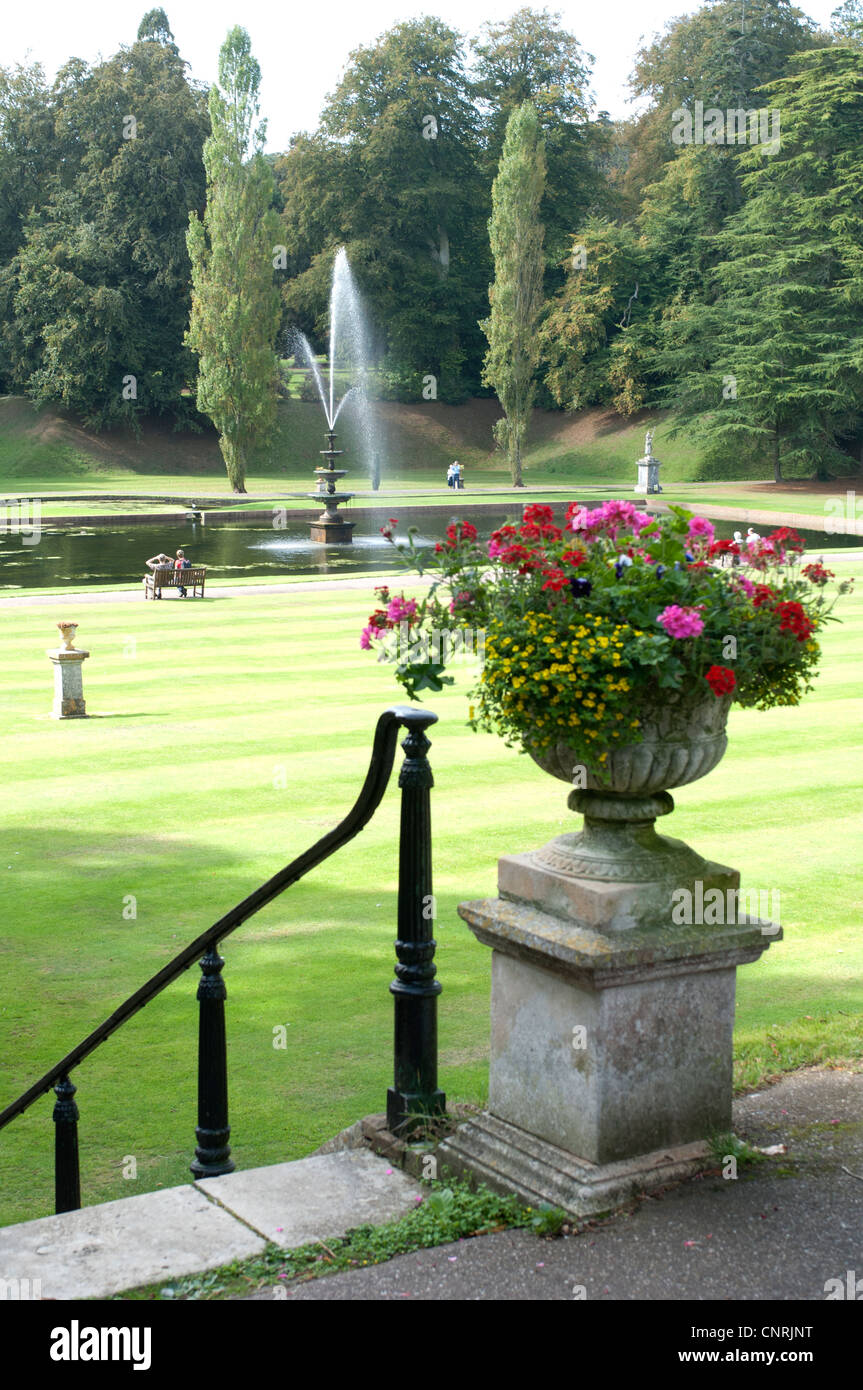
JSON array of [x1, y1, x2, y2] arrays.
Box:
[[197, 1149, 423, 1247], [0, 1184, 264, 1300]]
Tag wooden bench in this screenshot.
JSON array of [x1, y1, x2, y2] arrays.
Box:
[[144, 566, 207, 599]]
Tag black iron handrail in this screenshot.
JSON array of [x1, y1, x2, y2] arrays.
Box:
[[0, 705, 445, 1211]]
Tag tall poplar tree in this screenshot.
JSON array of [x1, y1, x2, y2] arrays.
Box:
[[481, 101, 546, 487], [186, 27, 280, 492]]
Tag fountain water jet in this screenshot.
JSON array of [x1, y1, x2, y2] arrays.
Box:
[[291, 247, 377, 544]]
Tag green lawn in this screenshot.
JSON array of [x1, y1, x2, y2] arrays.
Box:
[[0, 570, 861, 1228]]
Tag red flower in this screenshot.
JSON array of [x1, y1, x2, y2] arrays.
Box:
[[774, 600, 815, 642], [708, 539, 740, 557], [802, 562, 834, 585], [705, 665, 736, 696], [767, 526, 806, 554], [560, 548, 586, 567], [565, 501, 585, 526], [445, 520, 478, 546], [541, 567, 568, 591], [520, 521, 562, 541], [752, 584, 776, 608], [523, 503, 555, 526], [496, 542, 544, 573]]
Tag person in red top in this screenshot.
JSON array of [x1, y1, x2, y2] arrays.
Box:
[[175, 549, 190, 598]]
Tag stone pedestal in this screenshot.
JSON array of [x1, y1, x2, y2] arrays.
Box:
[[47, 647, 90, 718], [634, 454, 662, 494], [309, 509, 356, 544], [439, 867, 780, 1215]]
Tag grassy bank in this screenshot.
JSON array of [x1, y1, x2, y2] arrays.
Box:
[[0, 394, 734, 496], [0, 571, 860, 1228]]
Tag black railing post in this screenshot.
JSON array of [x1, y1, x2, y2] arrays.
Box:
[[387, 709, 446, 1136], [190, 944, 235, 1178], [53, 1074, 80, 1213]]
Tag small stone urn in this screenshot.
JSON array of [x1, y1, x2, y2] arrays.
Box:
[[47, 620, 90, 718], [57, 621, 78, 651]]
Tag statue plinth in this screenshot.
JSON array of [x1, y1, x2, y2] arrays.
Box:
[[47, 647, 90, 718], [439, 843, 779, 1215], [635, 453, 662, 494]]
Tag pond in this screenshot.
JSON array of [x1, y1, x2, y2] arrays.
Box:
[[0, 508, 859, 591]]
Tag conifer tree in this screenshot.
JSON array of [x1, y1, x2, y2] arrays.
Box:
[[481, 102, 546, 486], [186, 27, 281, 492]]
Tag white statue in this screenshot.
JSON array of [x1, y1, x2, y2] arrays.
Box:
[[644, 430, 653, 458]]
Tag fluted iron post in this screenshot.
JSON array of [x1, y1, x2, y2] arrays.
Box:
[[190, 944, 235, 1178], [387, 709, 445, 1135], [53, 1074, 80, 1213]]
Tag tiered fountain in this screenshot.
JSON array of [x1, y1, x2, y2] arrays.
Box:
[[309, 429, 356, 544], [293, 247, 377, 546]]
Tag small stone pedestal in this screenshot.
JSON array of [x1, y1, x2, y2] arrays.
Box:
[[47, 621, 90, 718], [439, 879, 779, 1216], [634, 454, 662, 495]]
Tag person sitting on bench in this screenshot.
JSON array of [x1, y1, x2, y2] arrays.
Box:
[[143, 553, 172, 597], [174, 549, 191, 598]]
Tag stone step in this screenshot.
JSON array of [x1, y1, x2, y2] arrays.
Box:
[[0, 1150, 422, 1300], [438, 1112, 710, 1218]]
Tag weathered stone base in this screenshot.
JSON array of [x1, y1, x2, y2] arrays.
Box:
[[458, 897, 779, 1168], [634, 457, 662, 494], [309, 518, 356, 544], [47, 647, 90, 719], [437, 1111, 711, 1217], [499, 836, 739, 933], [52, 696, 87, 719]]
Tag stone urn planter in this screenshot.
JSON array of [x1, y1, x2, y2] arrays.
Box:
[[499, 687, 738, 932], [47, 619, 90, 718], [57, 621, 79, 651]]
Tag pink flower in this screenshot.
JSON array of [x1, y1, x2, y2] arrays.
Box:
[[386, 595, 418, 625], [732, 574, 754, 598], [359, 627, 374, 650], [449, 590, 473, 614], [657, 604, 705, 639], [687, 516, 715, 545], [570, 499, 653, 542]]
